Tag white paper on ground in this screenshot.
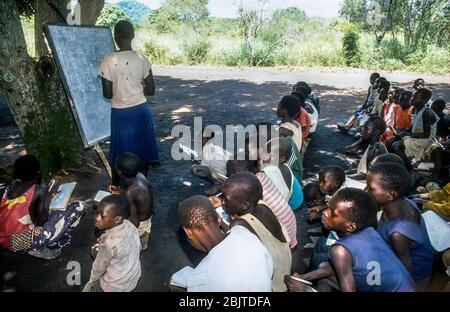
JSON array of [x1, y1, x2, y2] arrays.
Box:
[[422, 210, 450, 252], [170, 266, 195, 288], [94, 190, 111, 202], [49, 182, 77, 210]]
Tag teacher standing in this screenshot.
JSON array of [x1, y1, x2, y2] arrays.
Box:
[[98, 20, 160, 185]]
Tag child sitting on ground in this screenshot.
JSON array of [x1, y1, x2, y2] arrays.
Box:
[[108, 152, 153, 250], [305, 165, 346, 220], [285, 188, 416, 292], [259, 137, 304, 210], [84, 195, 141, 292], [191, 128, 232, 195], [221, 172, 292, 292], [0, 155, 85, 260], [277, 95, 303, 153], [390, 88, 438, 170], [226, 159, 298, 250], [290, 91, 311, 141], [385, 91, 413, 147], [431, 99, 449, 138], [346, 116, 387, 180], [366, 163, 434, 290], [337, 73, 380, 132]]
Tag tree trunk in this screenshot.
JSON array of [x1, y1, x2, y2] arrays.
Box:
[[0, 0, 104, 172]]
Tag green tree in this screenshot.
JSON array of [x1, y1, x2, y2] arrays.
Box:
[[2, 0, 105, 172], [96, 4, 129, 27], [342, 30, 361, 66]]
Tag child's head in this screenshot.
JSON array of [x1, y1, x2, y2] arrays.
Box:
[[387, 88, 396, 103], [291, 91, 306, 107], [115, 152, 140, 179], [431, 99, 446, 115], [378, 80, 391, 101], [370, 153, 405, 169], [361, 116, 387, 141], [226, 159, 255, 177], [322, 188, 378, 234], [293, 81, 311, 96], [303, 182, 325, 207], [259, 137, 291, 166], [399, 90, 412, 109], [413, 78, 425, 90], [96, 195, 131, 231], [393, 87, 404, 104], [411, 88, 432, 107], [114, 20, 135, 48], [366, 162, 411, 205], [13, 154, 41, 183], [370, 73, 380, 85], [178, 195, 219, 252], [277, 95, 301, 120], [221, 172, 262, 218], [374, 77, 386, 89], [318, 165, 346, 195]]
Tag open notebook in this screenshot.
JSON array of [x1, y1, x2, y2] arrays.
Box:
[[49, 182, 77, 210]]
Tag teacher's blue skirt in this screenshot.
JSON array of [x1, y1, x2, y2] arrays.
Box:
[[109, 102, 160, 166]]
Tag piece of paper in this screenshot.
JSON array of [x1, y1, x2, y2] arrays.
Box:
[[94, 190, 111, 202], [170, 266, 195, 288], [422, 210, 450, 252], [344, 177, 366, 190], [49, 182, 77, 210]]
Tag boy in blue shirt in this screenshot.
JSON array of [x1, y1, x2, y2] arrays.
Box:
[[285, 188, 416, 292]]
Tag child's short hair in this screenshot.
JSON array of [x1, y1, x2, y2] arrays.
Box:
[[333, 188, 378, 230], [102, 195, 131, 219], [279, 95, 301, 118], [370, 72, 380, 80], [115, 152, 140, 178], [303, 182, 322, 205], [319, 165, 346, 187], [226, 159, 255, 176], [414, 78, 425, 88], [13, 154, 41, 182], [431, 99, 446, 113], [378, 80, 391, 90], [114, 20, 134, 39], [366, 116, 387, 133], [368, 162, 411, 197], [370, 153, 405, 168], [400, 90, 412, 102], [178, 195, 218, 231], [293, 81, 311, 95], [291, 91, 306, 104], [224, 172, 262, 205]]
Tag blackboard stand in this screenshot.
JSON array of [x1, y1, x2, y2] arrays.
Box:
[[94, 144, 112, 178]]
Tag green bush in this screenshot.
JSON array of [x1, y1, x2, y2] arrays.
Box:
[[183, 39, 211, 64], [342, 30, 361, 67], [144, 41, 169, 64]]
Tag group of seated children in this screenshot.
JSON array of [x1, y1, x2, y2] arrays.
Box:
[[339, 74, 448, 178], [176, 77, 448, 292], [0, 152, 154, 292]]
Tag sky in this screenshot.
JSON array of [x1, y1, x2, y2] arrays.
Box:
[[106, 0, 342, 18]]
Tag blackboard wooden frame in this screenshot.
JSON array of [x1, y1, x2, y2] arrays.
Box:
[[44, 23, 116, 148]]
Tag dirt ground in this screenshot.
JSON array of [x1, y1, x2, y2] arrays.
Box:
[[0, 66, 449, 291]]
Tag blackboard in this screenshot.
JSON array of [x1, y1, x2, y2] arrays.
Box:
[[44, 24, 115, 148]]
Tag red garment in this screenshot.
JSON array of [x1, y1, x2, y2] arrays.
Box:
[[394, 106, 413, 130], [295, 107, 311, 139], [0, 184, 35, 250]]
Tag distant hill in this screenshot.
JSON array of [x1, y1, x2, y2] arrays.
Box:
[[116, 1, 151, 24]]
